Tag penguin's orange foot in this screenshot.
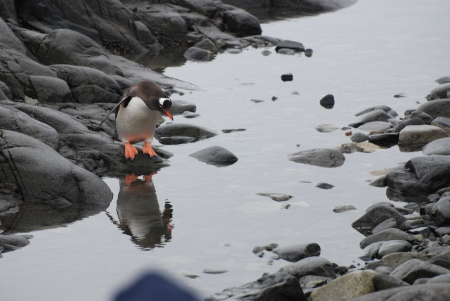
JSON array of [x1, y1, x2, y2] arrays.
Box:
[[124, 142, 138, 160], [143, 142, 157, 157], [125, 173, 138, 186]]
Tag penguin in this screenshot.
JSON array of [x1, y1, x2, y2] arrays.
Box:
[[101, 80, 173, 160]]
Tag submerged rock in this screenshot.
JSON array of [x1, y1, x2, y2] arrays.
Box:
[[257, 193, 293, 202], [288, 148, 345, 168], [155, 123, 217, 141], [273, 243, 321, 262]]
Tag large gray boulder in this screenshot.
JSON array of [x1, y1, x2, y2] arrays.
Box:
[[352, 203, 406, 234], [0, 129, 112, 204], [390, 259, 450, 284], [417, 99, 450, 119], [386, 155, 450, 195]]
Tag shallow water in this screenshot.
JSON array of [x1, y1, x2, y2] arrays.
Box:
[[1, 0, 450, 300]]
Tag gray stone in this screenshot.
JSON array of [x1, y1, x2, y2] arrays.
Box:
[[423, 137, 450, 155], [381, 252, 433, 269], [360, 228, 416, 249], [333, 205, 357, 213], [319, 94, 334, 109], [417, 98, 450, 119], [373, 273, 410, 291], [309, 270, 377, 301], [369, 175, 386, 187], [358, 121, 393, 132], [431, 197, 450, 227], [275, 40, 305, 52], [404, 110, 433, 124], [257, 193, 293, 202], [351, 132, 369, 143], [288, 148, 345, 168], [378, 240, 412, 258], [390, 259, 450, 284], [206, 272, 306, 301], [372, 218, 399, 233], [352, 203, 406, 233], [398, 125, 447, 147], [220, 7, 262, 37], [0, 234, 32, 252], [349, 284, 450, 301], [429, 251, 450, 270], [368, 133, 399, 147], [0, 104, 59, 149], [170, 100, 197, 115], [359, 110, 394, 123], [427, 273, 450, 284], [29, 75, 72, 103], [386, 155, 450, 195], [431, 117, 450, 135], [155, 123, 217, 141], [355, 106, 398, 118], [430, 83, 450, 98], [392, 117, 425, 133], [273, 243, 321, 262], [278, 257, 336, 279], [0, 129, 112, 204], [184, 46, 214, 61], [158, 136, 196, 145], [299, 275, 332, 289], [315, 124, 339, 133], [189, 146, 238, 166]]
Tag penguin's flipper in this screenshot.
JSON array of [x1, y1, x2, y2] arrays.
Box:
[[99, 95, 133, 125]]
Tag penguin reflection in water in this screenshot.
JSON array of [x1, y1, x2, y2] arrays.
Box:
[[101, 80, 173, 159], [111, 174, 173, 249]]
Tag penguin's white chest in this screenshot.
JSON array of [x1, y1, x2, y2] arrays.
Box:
[[116, 97, 160, 143]]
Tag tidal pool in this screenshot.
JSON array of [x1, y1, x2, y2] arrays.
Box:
[[1, 0, 449, 300]]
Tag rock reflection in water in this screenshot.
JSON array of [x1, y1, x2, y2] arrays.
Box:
[[110, 174, 173, 250]]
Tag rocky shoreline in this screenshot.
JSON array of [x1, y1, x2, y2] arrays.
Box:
[[1, 0, 450, 300]]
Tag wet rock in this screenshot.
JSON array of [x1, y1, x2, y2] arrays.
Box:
[[189, 146, 238, 166], [34, 29, 123, 75], [350, 284, 450, 301], [426, 273, 450, 284], [0, 104, 59, 149], [430, 83, 450, 98], [206, 272, 306, 301], [220, 7, 262, 37], [390, 259, 450, 284], [315, 124, 339, 133], [403, 110, 433, 124], [281, 73, 293, 81], [356, 106, 398, 118], [288, 148, 345, 168], [275, 40, 305, 52], [29, 75, 72, 103], [0, 234, 33, 252], [372, 218, 399, 233], [171, 100, 197, 115], [333, 205, 357, 213], [184, 46, 214, 61], [351, 132, 369, 143], [360, 228, 417, 249], [273, 243, 321, 262], [0, 129, 113, 204], [431, 117, 450, 135], [203, 269, 228, 274], [391, 117, 425, 133], [431, 197, 450, 226], [315, 183, 334, 189], [417, 98, 450, 119], [398, 125, 447, 148], [309, 270, 376, 301], [436, 76, 450, 84], [338, 142, 380, 154], [299, 275, 332, 289], [378, 240, 412, 258], [358, 121, 393, 132], [386, 155, 450, 195], [257, 193, 292, 202], [158, 136, 196, 145], [352, 203, 406, 234], [305, 48, 313, 57], [49, 64, 121, 103], [381, 252, 432, 269], [369, 175, 387, 187], [278, 257, 336, 279], [155, 123, 217, 141], [368, 133, 399, 148], [429, 251, 450, 270], [182, 112, 200, 118], [373, 273, 410, 291], [359, 110, 394, 124], [319, 94, 334, 109]]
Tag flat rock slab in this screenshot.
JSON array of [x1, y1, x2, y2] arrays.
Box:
[[288, 148, 345, 168]]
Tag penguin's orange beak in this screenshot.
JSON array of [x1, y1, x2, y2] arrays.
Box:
[[162, 109, 173, 120]]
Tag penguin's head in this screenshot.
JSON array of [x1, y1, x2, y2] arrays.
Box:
[[157, 97, 173, 120]]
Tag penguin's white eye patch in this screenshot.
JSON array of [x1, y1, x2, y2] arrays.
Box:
[[159, 98, 171, 108]]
